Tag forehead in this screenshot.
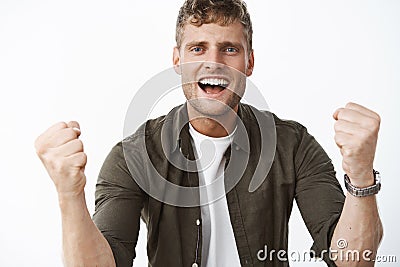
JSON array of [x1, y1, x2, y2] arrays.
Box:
[[181, 21, 247, 46]]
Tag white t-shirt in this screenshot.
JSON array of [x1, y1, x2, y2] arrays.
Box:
[[189, 123, 241, 267]]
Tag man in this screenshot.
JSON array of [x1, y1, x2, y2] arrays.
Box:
[[35, 0, 383, 266]]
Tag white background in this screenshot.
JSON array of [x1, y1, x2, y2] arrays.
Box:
[[1, 0, 399, 266]]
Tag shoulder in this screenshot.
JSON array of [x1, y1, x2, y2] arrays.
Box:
[[123, 104, 183, 142], [273, 113, 308, 140], [240, 103, 309, 141]]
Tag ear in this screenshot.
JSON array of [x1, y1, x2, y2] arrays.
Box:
[[245, 50, 255, 77], [173, 47, 181, 75]]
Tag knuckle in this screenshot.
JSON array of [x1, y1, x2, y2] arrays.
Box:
[[334, 121, 340, 131], [375, 113, 381, 123], [34, 134, 49, 155], [337, 108, 346, 116], [345, 102, 355, 108], [65, 128, 78, 139], [52, 159, 65, 173], [75, 152, 87, 165], [39, 152, 51, 165], [77, 141, 84, 152], [370, 110, 381, 123], [67, 120, 80, 128], [34, 140, 45, 155], [35, 141, 53, 159], [36, 147, 47, 158], [72, 139, 84, 151], [74, 152, 88, 168], [373, 118, 381, 132], [334, 133, 340, 143], [333, 132, 338, 139], [334, 120, 347, 133], [364, 119, 380, 133], [81, 152, 88, 163], [56, 121, 68, 128]]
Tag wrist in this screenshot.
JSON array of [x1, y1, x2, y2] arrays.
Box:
[[346, 170, 375, 187], [58, 191, 86, 211]]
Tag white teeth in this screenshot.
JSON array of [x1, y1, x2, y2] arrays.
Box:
[[199, 78, 229, 87]]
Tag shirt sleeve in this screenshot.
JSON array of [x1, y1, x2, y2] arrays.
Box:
[[92, 141, 146, 267], [294, 126, 345, 266]]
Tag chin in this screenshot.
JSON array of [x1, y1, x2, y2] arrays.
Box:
[[188, 98, 238, 117]]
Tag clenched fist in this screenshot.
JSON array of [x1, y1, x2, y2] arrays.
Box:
[[333, 102, 381, 187], [35, 121, 87, 196]]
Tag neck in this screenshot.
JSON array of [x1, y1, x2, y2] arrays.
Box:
[[187, 104, 238, 138]]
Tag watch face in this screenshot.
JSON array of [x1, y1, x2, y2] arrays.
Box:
[[374, 170, 381, 183]]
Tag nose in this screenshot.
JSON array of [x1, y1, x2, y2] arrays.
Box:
[[203, 48, 224, 71]]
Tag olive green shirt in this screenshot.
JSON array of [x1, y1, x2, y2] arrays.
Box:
[[93, 103, 345, 267]]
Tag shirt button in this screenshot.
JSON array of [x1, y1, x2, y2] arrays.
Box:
[[192, 263, 198, 267], [196, 219, 201, 226], [235, 145, 240, 151]]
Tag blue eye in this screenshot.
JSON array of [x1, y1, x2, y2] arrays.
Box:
[[192, 47, 202, 52], [226, 47, 237, 53]]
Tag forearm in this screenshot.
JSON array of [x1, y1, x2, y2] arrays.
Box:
[[331, 103, 384, 266], [59, 192, 116, 267], [331, 192, 383, 266]]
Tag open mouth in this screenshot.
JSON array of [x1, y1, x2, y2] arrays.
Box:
[[198, 77, 229, 95]]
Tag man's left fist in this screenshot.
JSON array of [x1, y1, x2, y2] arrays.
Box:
[[333, 102, 381, 187]]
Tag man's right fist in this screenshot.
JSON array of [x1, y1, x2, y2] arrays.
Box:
[[35, 121, 87, 196]]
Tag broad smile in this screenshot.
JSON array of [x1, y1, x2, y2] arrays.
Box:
[[197, 77, 230, 96]]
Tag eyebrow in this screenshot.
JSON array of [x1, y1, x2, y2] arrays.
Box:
[[185, 41, 208, 49]]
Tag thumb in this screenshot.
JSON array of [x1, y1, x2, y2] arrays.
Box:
[[332, 108, 342, 120], [67, 121, 81, 136]]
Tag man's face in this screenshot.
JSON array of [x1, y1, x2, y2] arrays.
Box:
[[173, 21, 254, 117]]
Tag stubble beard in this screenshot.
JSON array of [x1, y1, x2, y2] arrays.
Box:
[[183, 82, 242, 118]]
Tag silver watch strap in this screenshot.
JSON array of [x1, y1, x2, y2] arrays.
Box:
[[344, 170, 381, 197]]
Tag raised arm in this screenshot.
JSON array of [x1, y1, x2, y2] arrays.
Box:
[[331, 102, 383, 266], [35, 121, 116, 267]]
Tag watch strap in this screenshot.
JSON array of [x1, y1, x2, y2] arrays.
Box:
[[344, 170, 381, 197]]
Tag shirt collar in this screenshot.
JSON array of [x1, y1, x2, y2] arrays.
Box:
[[164, 102, 252, 155]]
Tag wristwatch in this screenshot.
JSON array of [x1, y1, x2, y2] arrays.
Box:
[[344, 170, 381, 197]]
